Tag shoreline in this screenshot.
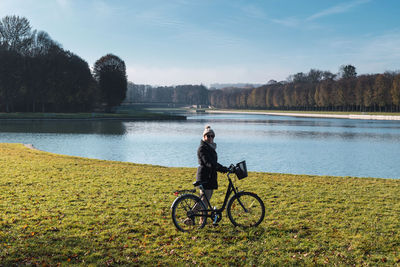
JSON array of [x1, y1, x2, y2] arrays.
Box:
[[24, 143, 42, 151], [208, 110, 400, 121]]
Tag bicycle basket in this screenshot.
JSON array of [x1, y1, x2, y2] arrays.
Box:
[[235, 161, 248, 180]]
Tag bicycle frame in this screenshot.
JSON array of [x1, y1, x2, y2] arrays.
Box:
[[199, 172, 240, 215]]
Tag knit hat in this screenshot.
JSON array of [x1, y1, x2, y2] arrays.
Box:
[[203, 125, 215, 137]]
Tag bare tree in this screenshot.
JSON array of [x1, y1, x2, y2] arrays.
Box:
[[0, 15, 33, 54]]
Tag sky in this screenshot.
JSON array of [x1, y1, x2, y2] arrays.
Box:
[[1, 0, 400, 86]]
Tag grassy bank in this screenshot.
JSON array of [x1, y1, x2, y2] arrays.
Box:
[[0, 112, 185, 121], [1, 144, 399, 265]]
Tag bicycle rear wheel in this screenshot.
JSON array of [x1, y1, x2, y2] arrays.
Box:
[[227, 192, 265, 227], [171, 194, 207, 232]]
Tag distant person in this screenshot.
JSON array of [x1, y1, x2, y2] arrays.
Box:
[[185, 125, 228, 225]]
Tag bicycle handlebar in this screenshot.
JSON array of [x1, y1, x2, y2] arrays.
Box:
[[227, 164, 236, 174]]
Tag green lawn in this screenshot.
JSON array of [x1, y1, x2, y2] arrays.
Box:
[[1, 143, 399, 265]]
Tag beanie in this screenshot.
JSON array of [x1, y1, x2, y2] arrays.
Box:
[[203, 125, 215, 137]]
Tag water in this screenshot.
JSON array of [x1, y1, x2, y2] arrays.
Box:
[[1, 113, 399, 179]]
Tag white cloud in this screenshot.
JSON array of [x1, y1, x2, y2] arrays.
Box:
[[270, 17, 301, 28], [271, 0, 371, 28], [306, 0, 371, 21], [133, 4, 186, 29]]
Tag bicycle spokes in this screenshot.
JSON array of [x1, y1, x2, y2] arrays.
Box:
[[227, 192, 265, 227], [171, 194, 207, 232]]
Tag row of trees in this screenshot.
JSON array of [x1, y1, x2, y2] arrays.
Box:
[[125, 83, 209, 105], [126, 66, 400, 112], [0, 15, 127, 112], [210, 67, 400, 112]]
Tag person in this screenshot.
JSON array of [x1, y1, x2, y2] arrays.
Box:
[[185, 125, 228, 225]]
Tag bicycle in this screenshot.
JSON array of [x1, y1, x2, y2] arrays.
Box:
[[171, 161, 265, 232]]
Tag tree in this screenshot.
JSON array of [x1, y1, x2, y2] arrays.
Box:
[[391, 74, 400, 111], [307, 69, 323, 83], [93, 54, 127, 111], [0, 49, 24, 112], [322, 71, 336, 81], [289, 72, 307, 83], [373, 74, 392, 111], [29, 31, 58, 56], [363, 76, 375, 111], [339, 65, 357, 79], [355, 75, 372, 111], [0, 15, 33, 54], [315, 79, 333, 110], [24, 31, 61, 112], [283, 83, 294, 108], [333, 82, 345, 110]]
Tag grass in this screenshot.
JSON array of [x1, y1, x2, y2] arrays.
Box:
[[1, 143, 400, 265], [0, 112, 185, 120]]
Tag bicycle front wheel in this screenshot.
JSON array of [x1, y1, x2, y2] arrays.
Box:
[[227, 192, 265, 227], [171, 194, 207, 232]]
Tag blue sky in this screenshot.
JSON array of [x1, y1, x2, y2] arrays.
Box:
[[1, 0, 399, 86]]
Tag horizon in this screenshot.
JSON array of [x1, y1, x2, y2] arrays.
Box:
[[1, 0, 399, 86]]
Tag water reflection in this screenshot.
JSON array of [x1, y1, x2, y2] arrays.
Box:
[[0, 121, 127, 135], [252, 129, 400, 142], [190, 114, 400, 130]]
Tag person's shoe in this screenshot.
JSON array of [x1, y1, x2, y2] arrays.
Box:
[[183, 218, 194, 226]]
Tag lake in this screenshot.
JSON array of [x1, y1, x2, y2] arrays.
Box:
[[1, 113, 399, 179]]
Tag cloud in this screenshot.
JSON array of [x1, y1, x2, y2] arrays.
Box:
[[240, 4, 267, 20], [132, 3, 186, 29], [271, 0, 371, 28], [270, 17, 301, 28], [137, 11, 185, 28], [306, 0, 371, 21]]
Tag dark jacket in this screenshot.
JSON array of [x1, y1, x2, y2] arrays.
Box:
[[196, 140, 227, 190]]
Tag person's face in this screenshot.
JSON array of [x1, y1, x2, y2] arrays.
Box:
[[204, 133, 215, 143]]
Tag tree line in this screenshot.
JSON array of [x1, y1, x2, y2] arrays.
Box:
[[127, 66, 400, 112], [210, 66, 400, 112], [125, 83, 209, 105], [0, 15, 127, 113]]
